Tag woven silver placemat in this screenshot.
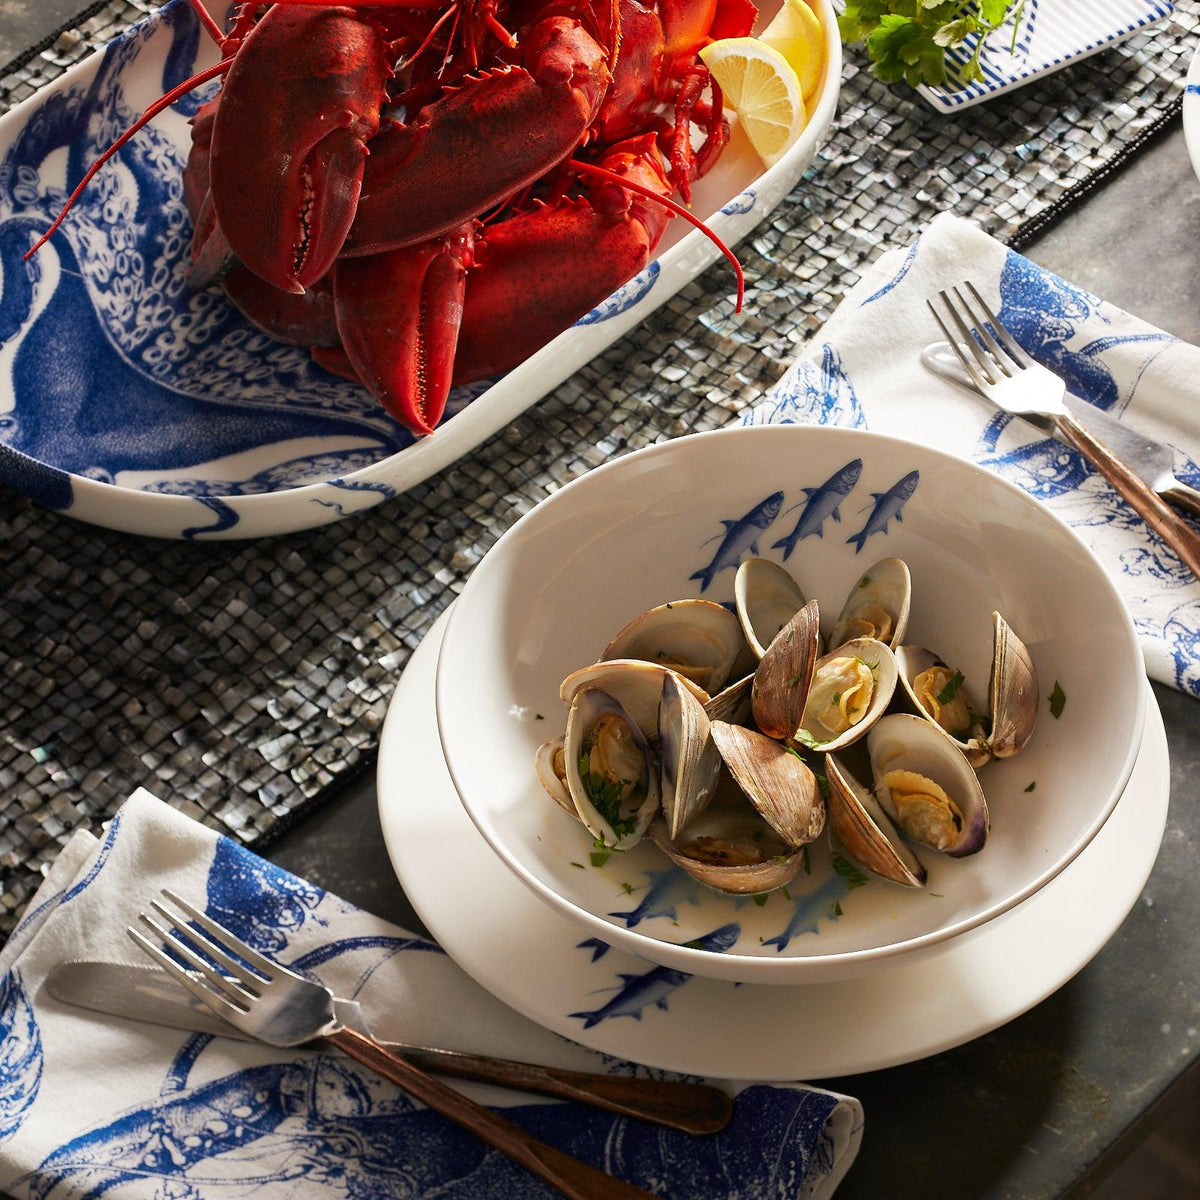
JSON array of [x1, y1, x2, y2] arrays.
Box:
[[1, 2, 1196, 931]]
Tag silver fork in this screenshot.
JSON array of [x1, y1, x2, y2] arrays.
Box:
[[929, 282, 1200, 582], [130, 890, 658, 1200]]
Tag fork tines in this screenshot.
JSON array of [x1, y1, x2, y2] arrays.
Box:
[[927, 281, 1032, 390], [128, 888, 274, 1015]]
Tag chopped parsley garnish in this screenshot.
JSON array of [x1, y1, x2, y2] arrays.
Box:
[[795, 729, 831, 750], [832, 692, 842, 706], [1049, 681, 1066, 719], [535, 713, 544, 720], [801, 845, 812, 875], [786, 626, 795, 643], [620, 881, 634, 895], [787, 672, 804, 687], [571, 861, 585, 869], [937, 670, 965, 706], [814, 773, 830, 800], [590, 848, 611, 867], [682, 938, 706, 950], [831, 852, 869, 890], [832, 901, 844, 917], [579, 762, 639, 839], [751, 893, 769, 907], [782, 886, 793, 900], [929, 892, 945, 898], [1024, 781, 1037, 793], [858, 575, 871, 589]]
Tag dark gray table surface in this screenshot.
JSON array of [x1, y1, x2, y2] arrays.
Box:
[[4, 4, 1199, 1199]]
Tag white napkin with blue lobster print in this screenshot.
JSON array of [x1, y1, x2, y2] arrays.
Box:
[[0, 790, 863, 1200], [746, 211, 1200, 697]]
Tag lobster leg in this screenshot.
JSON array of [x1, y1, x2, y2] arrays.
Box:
[[332, 223, 475, 435], [452, 135, 672, 384], [209, 4, 393, 294], [343, 15, 611, 257]]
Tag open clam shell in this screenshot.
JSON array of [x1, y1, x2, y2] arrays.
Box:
[[534, 737, 578, 818], [896, 611, 1037, 765], [564, 687, 661, 850], [895, 644, 990, 767], [734, 558, 808, 659], [751, 599, 822, 740], [826, 754, 926, 888], [648, 803, 807, 895], [560, 660, 707, 736], [660, 672, 722, 839], [827, 557, 911, 651], [796, 637, 898, 753], [703, 673, 753, 725], [709, 721, 825, 847], [601, 599, 744, 695], [868, 713, 989, 858], [989, 611, 1039, 758]]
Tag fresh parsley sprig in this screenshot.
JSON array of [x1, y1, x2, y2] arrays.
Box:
[[839, 1, 1024, 89]]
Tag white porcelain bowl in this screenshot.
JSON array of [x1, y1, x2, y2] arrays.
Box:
[[435, 425, 1146, 983]]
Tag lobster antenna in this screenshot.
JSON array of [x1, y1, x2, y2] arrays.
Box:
[[23, 58, 232, 262], [185, 0, 226, 47], [567, 158, 745, 312]]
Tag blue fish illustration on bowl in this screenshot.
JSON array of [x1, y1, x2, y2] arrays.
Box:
[[689, 491, 784, 592], [846, 470, 919, 553], [772, 458, 863, 559]]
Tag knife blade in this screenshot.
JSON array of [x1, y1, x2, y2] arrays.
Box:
[[44, 961, 732, 1134], [921, 340, 1200, 517]]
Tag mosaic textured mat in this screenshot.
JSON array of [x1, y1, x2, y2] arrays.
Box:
[[0, 1, 1196, 932]]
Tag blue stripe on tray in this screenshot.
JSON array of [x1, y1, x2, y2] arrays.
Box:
[[928, 0, 1173, 108]]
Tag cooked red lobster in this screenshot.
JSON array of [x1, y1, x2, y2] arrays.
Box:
[[31, 0, 754, 435]]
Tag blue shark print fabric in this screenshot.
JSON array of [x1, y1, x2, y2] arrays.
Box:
[[746, 213, 1200, 697], [0, 791, 862, 1199]]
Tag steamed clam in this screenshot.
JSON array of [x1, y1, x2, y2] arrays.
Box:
[[534, 737, 575, 816], [825, 711, 989, 885], [564, 687, 660, 850], [602, 599, 744, 694], [896, 611, 1038, 767], [535, 551, 1045, 906], [827, 558, 911, 650], [868, 714, 989, 857], [734, 558, 808, 658]]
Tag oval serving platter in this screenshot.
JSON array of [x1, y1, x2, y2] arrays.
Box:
[[0, 0, 841, 539]]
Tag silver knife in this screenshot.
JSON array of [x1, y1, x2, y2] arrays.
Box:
[[44, 961, 732, 1134], [922, 340, 1200, 518]]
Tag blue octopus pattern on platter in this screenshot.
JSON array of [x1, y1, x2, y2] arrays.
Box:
[[0, 0, 430, 506], [720, 188, 756, 216], [0, 970, 43, 1146], [574, 262, 660, 325]]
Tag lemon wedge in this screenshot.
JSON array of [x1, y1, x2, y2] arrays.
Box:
[[699, 38, 806, 168], [759, 0, 825, 108]]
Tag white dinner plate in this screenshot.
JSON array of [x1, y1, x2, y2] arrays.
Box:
[[377, 608, 1169, 1081], [1184, 44, 1200, 185]]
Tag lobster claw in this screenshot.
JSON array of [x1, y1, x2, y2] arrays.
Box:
[[333, 223, 475, 436], [453, 135, 672, 385], [344, 15, 611, 258], [210, 4, 391, 294]]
